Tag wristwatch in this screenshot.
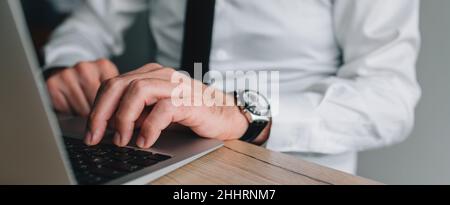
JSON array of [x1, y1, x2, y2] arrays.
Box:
[[234, 90, 271, 142]]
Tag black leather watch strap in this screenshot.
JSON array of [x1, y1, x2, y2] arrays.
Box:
[[239, 120, 268, 143]]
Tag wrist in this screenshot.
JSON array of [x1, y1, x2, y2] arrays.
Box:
[[231, 90, 272, 144], [252, 120, 271, 145], [223, 91, 249, 140]]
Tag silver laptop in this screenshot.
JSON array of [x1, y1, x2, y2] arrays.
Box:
[[0, 0, 223, 185]]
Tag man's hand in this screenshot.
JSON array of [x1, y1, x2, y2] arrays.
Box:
[[85, 63, 252, 148], [46, 59, 119, 116]]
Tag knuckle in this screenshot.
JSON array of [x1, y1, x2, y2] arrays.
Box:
[[74, 61, 90, 69], [161, 67, 176, 76], [145, 63, 162, 69], [158, 99, 175, 110], [163, 67, 176, 73], [60, 69, 74, 81], [46, 77, 58, 88], [102, 77, 122, 90], [130, 79, 150, 92], [75, 66, 91, 78], [96, 58, 112, 67], [75, 63, 88, 71]]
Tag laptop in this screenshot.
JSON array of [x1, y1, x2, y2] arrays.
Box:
[[0, 0, 223, 185]]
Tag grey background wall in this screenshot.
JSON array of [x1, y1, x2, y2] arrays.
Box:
[[357, 0, 450, 184], [91, 0, 450, 184]]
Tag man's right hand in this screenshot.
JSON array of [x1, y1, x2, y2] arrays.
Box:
[[46, 59, 119, 117]]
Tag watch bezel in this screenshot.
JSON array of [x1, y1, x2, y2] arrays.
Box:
[[236, 90, 271, 121]]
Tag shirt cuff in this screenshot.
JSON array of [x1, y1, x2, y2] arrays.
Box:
[[44, 45, 103, 71], [265, 92, 325, 153]]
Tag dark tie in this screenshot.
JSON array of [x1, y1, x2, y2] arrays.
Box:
[[180, 0, 216, 81]]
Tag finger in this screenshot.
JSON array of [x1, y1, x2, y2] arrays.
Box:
[[94, 67, 177, 105], [113, 79, 178, 147], [87, 77, 127, 145], [47, 82, 72, 114], [88, 69, 177, 145], [106, 107, 151, 130], [80, 79, 101, 106], [60, 69, 91, 116], [135, 107, 152, 128], [137, 100, 187, 148], [123, 63, 163, 75], [87, 75, 143, 145], [74, 63, 102, 106], [96, 59, 120, 81], [119, 67, 175, 84]]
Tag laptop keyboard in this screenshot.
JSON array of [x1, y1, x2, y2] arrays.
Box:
[[63, 137, 171, 185]]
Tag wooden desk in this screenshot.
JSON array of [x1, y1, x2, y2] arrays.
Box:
[[151, 140, 381, 185]]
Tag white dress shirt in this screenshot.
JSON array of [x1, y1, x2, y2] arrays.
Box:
[[44, 0, 421, 174]]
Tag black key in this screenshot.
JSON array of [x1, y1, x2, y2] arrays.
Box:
[[74, 158, 104, 169], [92, 164, 105, 169], [74, 164, 89, 171], [129, 150, 171, 161], [74, 169, 90, 177], [83, 146, 102, 154], [145, 153, 171, 161], [130, 158, 158, 167], [130, 150, 152, 157], [70, 158, 86, 165], [105, 161, 139, 172], [90, 167, 125, 179], [67, 141, 85, 148], [90, 150, 110, 156], [111, 153, 133, 161], [88, 156, 111, 165], [78, 174, 106, 185], [70, 153, 84, 159], [112, 147, 131, 153], [153, 153, 171, 161], [63, 136, 164, 185], [65, 143, 77, 149]]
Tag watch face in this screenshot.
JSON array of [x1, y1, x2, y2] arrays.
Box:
[[242, 90, 271, 116]]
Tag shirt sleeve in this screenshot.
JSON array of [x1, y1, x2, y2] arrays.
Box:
[[43, 0, 148, 70], [265, 0, 421, 155]]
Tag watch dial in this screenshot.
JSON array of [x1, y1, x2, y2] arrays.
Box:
[[242, 91, 270, 116]]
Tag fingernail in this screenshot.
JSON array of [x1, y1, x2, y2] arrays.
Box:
[[91, 130, 100, 144], [121, 134, 129, 147], [85, 131, 93, 145], [114, 132, 122, 146], [137, 136, 146, 148], [113, 133, 120, 146]]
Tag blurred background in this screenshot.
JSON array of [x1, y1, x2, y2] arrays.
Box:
[[21, 0, 155, 73], [21, 0, 450, 184], [358, 0, 450, 185]]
